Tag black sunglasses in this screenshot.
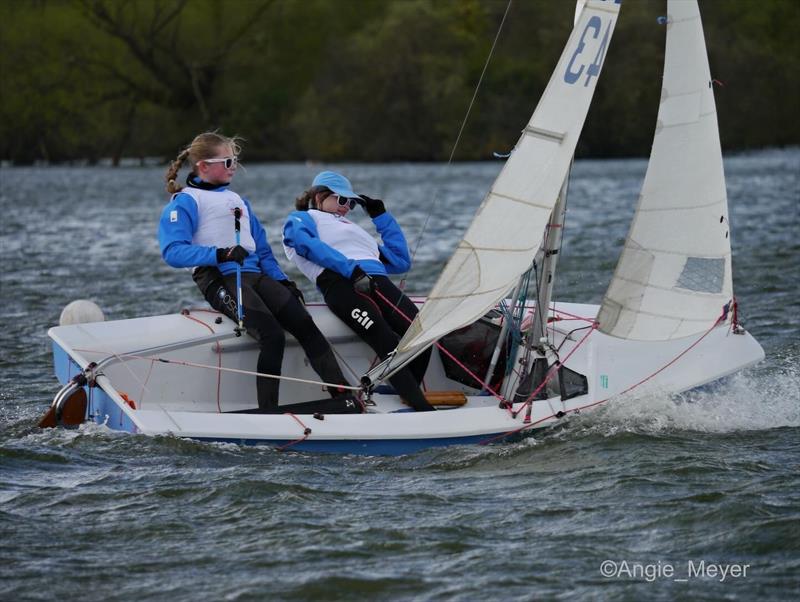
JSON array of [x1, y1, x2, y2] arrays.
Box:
[[331, 193, 357, 210]]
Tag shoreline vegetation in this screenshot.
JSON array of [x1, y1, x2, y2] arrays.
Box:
[[2, 0, 797, 165], [2, 146, 797, 170]]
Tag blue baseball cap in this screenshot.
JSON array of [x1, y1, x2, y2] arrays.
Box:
[[312, 171, 362, 200]]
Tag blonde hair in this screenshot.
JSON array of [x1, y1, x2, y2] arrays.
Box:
[[165, 131, 243, 194], [295, 186, 330, 211]]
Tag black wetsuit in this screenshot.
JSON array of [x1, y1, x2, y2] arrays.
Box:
[[193, 267, 348, 409], [316, 269, 433, 411]]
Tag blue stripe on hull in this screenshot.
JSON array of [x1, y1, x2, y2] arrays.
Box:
[[192, 433, 517, 456], [53, 341, 81, 385]]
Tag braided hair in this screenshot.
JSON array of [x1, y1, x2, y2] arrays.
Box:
[[165, 131, 243, 194]]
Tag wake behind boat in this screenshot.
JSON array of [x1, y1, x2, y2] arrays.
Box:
[[41, 0, 764, 454]]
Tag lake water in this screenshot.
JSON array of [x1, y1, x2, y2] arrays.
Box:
[[1, 149, 798, 600]]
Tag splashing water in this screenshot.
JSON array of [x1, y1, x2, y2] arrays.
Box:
[[567, 363, 800, 437]]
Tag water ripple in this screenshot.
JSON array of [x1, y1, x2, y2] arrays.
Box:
[[1, 151, 798, 600]]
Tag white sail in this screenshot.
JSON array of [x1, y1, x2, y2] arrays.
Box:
[[371, 0, 622, 377], [598, 0, 733, 341]]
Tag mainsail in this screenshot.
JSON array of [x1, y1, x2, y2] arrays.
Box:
[[598, 0, 733, 341], [369, 0, 622, 378]]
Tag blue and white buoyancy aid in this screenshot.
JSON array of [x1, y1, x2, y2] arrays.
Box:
[[158, 184, 287, 280], [282, 209, 411, 284]]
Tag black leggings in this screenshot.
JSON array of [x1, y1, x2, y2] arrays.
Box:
[[198, 270, 347, 409], [317, 270, 433, 411]]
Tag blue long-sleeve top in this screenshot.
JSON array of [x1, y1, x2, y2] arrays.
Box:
[[158, 185, 287, 280], [283, 211, 411, 278]]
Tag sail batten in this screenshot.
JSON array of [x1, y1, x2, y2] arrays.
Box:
[[367, 0, 622, 381], [523, 126, 567, 142], [598, 0, 733, 342], [636, 198, 726, 213], [487, 193, 555, 209]]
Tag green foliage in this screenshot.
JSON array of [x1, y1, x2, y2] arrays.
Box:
[[1, 0, 797, 163]]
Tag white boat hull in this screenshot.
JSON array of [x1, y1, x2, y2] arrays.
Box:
[[47, 301, 764, 455]]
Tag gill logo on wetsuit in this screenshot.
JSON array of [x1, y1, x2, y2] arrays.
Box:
[[351, 308, 374, 330], [217, 286, 237, 315]]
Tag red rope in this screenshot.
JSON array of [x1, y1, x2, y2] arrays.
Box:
[[549, 307, 596, 323], [276, 413, 312, 451], [514, 322, 599, 420], [478, 312, 727, 445], [607, 314, 725, 399], [371, 288, 506, 402], [181, 312, 215, 332], [181, 311, 223, 412]]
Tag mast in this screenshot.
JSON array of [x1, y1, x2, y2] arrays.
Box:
[[525, 0, 583, 351], [491, 1, 583, 397], [529, 167, 571, 351]]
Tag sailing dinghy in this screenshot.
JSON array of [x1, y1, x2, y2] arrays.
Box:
[[42, 0, 763, 454]]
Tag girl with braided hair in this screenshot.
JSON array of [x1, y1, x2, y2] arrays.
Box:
[[158, 133, 350, 411]]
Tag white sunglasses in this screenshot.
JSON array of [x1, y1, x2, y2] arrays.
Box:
[[201, 156, 238, 169], [331, 194, 357, 210]]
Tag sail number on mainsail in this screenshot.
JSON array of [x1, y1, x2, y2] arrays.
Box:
[[564, 12, 614, 87]]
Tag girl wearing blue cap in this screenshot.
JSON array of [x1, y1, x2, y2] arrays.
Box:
[[158, 133, 349, 411], [283, 171, 434, 412]]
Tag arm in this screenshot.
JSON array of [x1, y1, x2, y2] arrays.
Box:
[[245, 199, 287, 281], [373, 212, 411, 273], [283, 212, 359, 278], [158, 193, 218, 268]]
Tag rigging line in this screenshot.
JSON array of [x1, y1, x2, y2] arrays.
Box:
[[276, 414, 313, 452], [79, 311, 220, 408], [329, 345, 363, 382], [405, 0, 514, 271], [179, 311, 224, 413], [481, 313, 728, 446], [550, 307, 595, 323], [531, 260, 547, 347], [108, 350, 154, 397], [75, 348, 362, 392], [508, 322, 598, 419], [372, 288, 507, 403], [329, 342, 382, 390], [555, 324, 594, 352], [138, 358, 156, 409]]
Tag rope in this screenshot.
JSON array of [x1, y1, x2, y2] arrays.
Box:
[[548, 306, 596, 323], [73, 347, 362, 392], [180, 311, 223, 412], [77, 312, 225, 412], [371, 288, 507, 403], [276, 413, 313, 451], [555, 324, 594, 352], [405, 0, 514, 272], [513, 322, 598, 420], [138, 359, 155, 408], [478, 311, 728, 445]]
